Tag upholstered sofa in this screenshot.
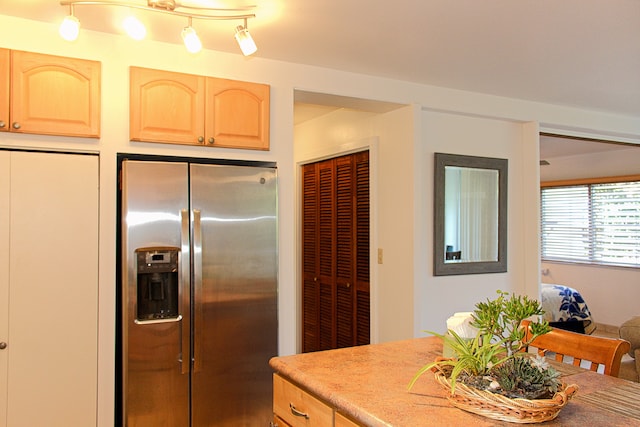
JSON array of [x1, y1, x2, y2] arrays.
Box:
[[619, 316, 640, 382]]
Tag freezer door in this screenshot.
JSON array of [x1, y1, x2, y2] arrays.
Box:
[[121, 160, 191, 427], [190, 164, 278, 426]]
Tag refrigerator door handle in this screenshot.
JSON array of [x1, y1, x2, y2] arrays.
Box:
[[192, 209, 203, 373], [179, 209, 191, 375], [134, 315, 183, 325]]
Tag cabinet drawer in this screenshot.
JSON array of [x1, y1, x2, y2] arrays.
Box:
[[272, 414, 292, 426], [336, 412, 362, 427], [273, 374, 333, 427]]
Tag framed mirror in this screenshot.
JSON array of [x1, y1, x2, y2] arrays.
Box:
[[434, 153, 508, 275]]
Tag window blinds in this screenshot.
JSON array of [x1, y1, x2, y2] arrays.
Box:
[[541, 181, 640, 267]]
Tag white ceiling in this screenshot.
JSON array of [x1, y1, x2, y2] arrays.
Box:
[[3, 0, 640, 118], [539, 134, 639, 160]]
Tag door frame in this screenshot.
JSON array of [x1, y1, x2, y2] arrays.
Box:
[[295, 137, 379, 353]]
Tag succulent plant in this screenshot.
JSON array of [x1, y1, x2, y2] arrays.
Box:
[[470, 290, 551, 357], [491, 355, 562, 399]]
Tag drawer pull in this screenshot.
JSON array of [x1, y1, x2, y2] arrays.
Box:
[[289, 403, 310, 419]]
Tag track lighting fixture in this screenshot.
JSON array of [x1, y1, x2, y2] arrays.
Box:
[[59, 5, 80, 41], [58, 1, 258, 55], [234, 18, 257, 56], [181, 17, 202, 54], [122, 15, 146, 41]]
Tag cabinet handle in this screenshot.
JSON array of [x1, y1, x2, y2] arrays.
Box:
[[0, 342, 6, 350], [197, 136, 204, 143], [192, 209, 203, 373], [289, 403, 309, 419], [12, 122, 20, 130], [179, 209, 191, 375], [0, 120, 5, 128], [208, 137, 215, 144]]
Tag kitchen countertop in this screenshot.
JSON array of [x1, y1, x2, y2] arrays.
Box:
[[269, 337, 640, 426]]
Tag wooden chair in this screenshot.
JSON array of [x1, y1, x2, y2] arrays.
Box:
[[521, 320, 631, 377]]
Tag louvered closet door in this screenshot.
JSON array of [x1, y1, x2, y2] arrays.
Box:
[[302, 151, 369, 352], [353, 152, 370, 346], [302, 162, 319, 351]]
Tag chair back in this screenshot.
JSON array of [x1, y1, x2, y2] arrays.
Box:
[[522, 320, 631, 377]]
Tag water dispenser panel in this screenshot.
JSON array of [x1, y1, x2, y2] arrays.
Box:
[[135, 248, 179, 321]]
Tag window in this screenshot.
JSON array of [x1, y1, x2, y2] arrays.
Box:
[[541, 179, 640, 267]]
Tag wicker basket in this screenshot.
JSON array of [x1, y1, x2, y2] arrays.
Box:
[[433, 369, 579, 424]]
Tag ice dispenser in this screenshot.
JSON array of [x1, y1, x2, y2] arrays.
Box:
[[135, 247, 180, 322]]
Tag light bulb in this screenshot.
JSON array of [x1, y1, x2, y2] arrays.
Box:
[[123, 16, 146, 41], [234, 26, 257, 56], [59, 15, 80, 42], [181, 26, 202, 54]]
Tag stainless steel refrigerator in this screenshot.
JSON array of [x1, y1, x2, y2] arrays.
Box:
[[119, 157, 278, 426]]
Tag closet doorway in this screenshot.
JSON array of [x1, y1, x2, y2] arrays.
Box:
[[301, 150, 370, 352]]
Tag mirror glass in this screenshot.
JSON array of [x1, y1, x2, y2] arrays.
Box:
[[434, 153, 508, 275]]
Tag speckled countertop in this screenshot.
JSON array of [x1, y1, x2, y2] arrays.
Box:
[[269, 337, 640, 426]]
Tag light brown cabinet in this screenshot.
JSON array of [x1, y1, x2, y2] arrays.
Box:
[[130, 66, 270, 150], [0, 49, 8, 132], [335, 412, 361, 427], [273, 374, 363, 427], [272, 414, 291, 426], [0, 49, 101, 137]]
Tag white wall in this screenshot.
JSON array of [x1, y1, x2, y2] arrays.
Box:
[[416, 111, 534, 335], [2, 13, 640, 427], [294, 105, 418, 344], [296, 107, 542, 339]]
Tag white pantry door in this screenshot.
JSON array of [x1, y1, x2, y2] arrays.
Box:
[[0, 150, 98, 427]]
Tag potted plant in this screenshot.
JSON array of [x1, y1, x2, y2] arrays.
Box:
[[409, 291, 578, 423]]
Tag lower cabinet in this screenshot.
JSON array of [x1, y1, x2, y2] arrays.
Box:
[[272, 415, 291, 427], [0, 150, 98, 427], [335, 412, 361, 427], [273, 374, 362, 427]]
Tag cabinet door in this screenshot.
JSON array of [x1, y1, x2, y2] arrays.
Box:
[[0, 49, 8, 132], [0, 152, 9, 426], [335, 412, 361, 427], [10, 51, 101, 137], [2, 151, 98, 427], [130, 67, 206, 145], [206, 77, 270, 150]]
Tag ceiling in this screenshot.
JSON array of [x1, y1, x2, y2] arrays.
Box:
[[539, 134, 638, 161], [3, 0, 640, 118]]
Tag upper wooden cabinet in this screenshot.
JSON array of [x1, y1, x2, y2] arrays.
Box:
[[129, 67, 205, 145], [205, 77, 270, 150], [130, 67, 270, 150], [0, 49, 8, 133], [1, 50, 101, 138]]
